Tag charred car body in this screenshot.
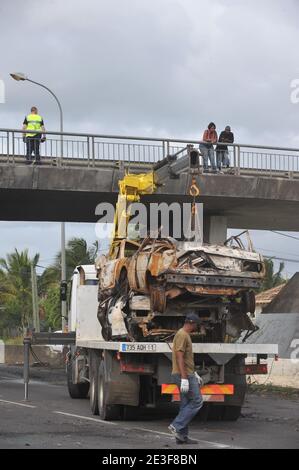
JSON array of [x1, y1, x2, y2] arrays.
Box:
[[96, 231, 265, 343]]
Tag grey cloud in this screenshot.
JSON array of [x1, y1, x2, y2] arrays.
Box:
[[1, 0, 299, 143], [0, 0, 298, 276]]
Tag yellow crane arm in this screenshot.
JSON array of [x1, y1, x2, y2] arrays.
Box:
[[109, 171, 156, 257]]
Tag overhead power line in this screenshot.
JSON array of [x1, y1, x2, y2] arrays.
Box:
[[271, 231, 299, 241], [264, 255, 299, 264], [256, 246, 299, 257]]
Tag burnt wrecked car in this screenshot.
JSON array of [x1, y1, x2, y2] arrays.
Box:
[[95, 231, 265, 343]]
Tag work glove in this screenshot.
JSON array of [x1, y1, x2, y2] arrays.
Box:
[[180, 378, 189, 394], [41, 137, 46, 143], [195, 372, 203, 387]]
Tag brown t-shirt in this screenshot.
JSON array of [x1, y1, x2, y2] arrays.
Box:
[[172, 328, 194, 375]]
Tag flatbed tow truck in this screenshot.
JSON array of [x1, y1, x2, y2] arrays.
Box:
[[25, 145, 278, 421], [63, 254, 277, 422]]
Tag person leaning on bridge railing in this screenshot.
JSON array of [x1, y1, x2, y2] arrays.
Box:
[[22, 106, 46, 165], [215, 125, 234, 173], [199, 122, 218, 173]]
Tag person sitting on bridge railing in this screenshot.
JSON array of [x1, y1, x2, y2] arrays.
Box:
[[199, 122, 218, 173], [216, 125, 234, 173], [22, 106, 46, 165]]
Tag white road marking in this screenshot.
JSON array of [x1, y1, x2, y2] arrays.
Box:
[[54, 411, 117, 425], [0, 377, 64, 387], [0, 399, 36, 408], [132, 427, 231, 448], [54, 410, 233, 448], [0, 378, 24, 384]]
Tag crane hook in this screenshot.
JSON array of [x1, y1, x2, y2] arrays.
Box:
[[189, 177, 200, 197]]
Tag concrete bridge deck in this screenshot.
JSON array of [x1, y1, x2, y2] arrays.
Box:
[[0, 129, 299, 233], [0, 162, 298, 231]]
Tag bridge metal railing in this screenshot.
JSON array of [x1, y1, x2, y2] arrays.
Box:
[[0, 128, 299, 178]]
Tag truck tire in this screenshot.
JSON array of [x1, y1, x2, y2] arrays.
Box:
[[208, 404, 242, 421], [208, 356, 246, 421], [121, 405, 140, 421], [224, 356, 247, 410], [98, 360, 122, 420], [222, 405, 242, 421], [207, 404, 224, 421], [89, 350, 100, 415], [66, 361, 89, 399]]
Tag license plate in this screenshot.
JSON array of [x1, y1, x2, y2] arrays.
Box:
[[120, 343, 157, 353]]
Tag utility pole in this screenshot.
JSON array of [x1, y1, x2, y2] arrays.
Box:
[[10, 73, 67, 331], [31, 263, 40, 332], [61, 222, 67, 331]]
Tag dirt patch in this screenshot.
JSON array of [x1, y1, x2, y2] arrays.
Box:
[[248, 383, 299, 400]]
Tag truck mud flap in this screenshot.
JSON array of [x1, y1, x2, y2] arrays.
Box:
[[103, 350, 140, 407]]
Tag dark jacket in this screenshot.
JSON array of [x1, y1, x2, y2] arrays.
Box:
[[216, 131, 234, 151]]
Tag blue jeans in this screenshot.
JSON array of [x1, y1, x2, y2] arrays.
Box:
[[216, 150, 230, 169], [200, 145, 216, 171], [170, 373, 203, 438], [26, 135, 41, 162]]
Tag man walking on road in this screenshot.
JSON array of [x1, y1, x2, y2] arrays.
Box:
[[22, 106, 46, 165], [168, 313, 203, 444]]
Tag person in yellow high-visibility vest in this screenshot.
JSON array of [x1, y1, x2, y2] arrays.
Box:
[[22, 106, 46, 165]]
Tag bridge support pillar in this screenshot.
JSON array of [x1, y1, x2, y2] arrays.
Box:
[[203, 215, 227, 244]]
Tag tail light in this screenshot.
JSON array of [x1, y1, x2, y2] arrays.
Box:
[[244, 364, 268, 375]]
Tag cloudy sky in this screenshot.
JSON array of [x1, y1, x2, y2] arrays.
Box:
[[0, 0, 299, 277]]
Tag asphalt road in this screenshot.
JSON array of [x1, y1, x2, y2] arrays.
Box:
[[0, 365, 298, 449]]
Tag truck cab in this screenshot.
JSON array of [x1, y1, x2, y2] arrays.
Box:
[[69, 265, 99, 333]]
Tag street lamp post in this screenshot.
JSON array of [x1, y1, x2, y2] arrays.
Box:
[[10, 72, 67, 331]]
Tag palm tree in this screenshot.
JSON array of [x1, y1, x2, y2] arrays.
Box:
[[39, 284, 61, 330], [64, 238, 98, 278], [0, 249, 39, 280], [44, 237, 98, 282], [261, 258, 286, 291], [0, 249, 39, 331], [0, 269, 14, 304], [39, 238, 98, 330]]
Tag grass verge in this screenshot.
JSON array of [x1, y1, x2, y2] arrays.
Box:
[[248, 383, 299, 399]]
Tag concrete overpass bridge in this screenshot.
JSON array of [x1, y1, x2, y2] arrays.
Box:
[[1, 128, 299, 242]]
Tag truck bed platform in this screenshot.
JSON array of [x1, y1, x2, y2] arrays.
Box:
[[76, 340, 278, 355]]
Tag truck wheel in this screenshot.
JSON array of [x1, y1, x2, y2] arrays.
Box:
[[196, 403, 209, 422], [222, 405, 242, 421], [89, 351, 100, 415], [223, 356, 247, 417], [121, 405, 140, 421], [207, 405, 224, 421], [208, 404, 242, 421], [98, 361, 121, 420], [66, 361, 89, 399]]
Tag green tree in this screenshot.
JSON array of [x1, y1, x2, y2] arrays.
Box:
[[40, 284, 61, 330], [262, 258, 286, 291], [39, 238, 98, 330], [0, 249, 39, 332], [44, 237, 98, 282], [0, 239, 98, 335]]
